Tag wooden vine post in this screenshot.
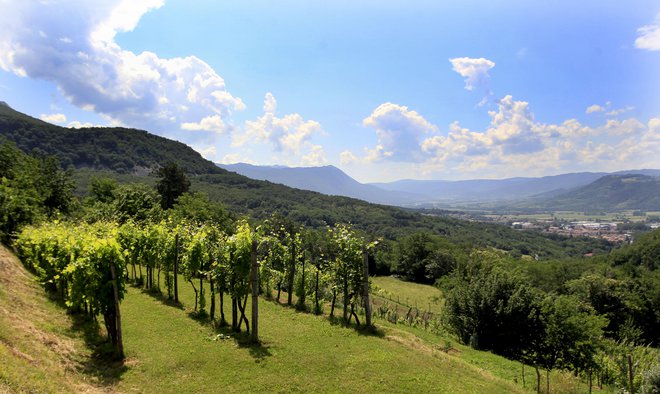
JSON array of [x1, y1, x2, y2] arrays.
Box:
[[250, 239, 259, 343], [174, 233, 179, 303], [362, 251, 372, 327], [110, 259, 124, 359]]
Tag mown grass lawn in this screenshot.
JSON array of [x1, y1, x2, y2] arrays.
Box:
[[371, 275, 444, 315], [114, 272, 523, 393]]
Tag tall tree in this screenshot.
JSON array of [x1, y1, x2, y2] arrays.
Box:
[[156, 162, 190, 210]]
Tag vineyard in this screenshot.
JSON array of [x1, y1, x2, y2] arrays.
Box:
[[15, 217, 377, 359]]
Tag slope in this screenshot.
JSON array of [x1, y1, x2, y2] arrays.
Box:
[[217, 162, 423, 205], [372, 170, 660, 203], [533, 174, 660, 211], [0, 102, 221, 175], [2, 102, 612, 259], [0, 244, 527, 393], [0, 245, 110, 393]]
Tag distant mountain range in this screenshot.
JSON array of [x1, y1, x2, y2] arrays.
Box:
[[528, 174, 660, 211], [218, 162, 660, 210], [216, 163, 424, 205]]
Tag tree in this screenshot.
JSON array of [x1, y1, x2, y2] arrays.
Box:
[[87, 176, 118, 204], [440, 250, 541, 358], [38, 155, 75, 217], [156, 162, 190, 210]]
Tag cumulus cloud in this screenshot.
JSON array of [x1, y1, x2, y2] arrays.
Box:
[[40, 113, 67, 124], [586, 104, 605, 114], [301, 145, 328, 166], [362, 102, 436, 162], [635, 13, 660, 51], [417, 96, 660, 178], [181, 115, 227, 134], [0, 0, 244, 135], [449, 57, 495, 105], [236, 93, 323, 154], [586, 102, 635, 117], [340, 150, 359, 165]]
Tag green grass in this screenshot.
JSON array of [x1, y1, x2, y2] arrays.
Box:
[[1, 248, 607, 394], [113, 272, 523, 393], [371, 275, 444, 315]]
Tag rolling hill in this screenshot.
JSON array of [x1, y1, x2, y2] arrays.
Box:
[[0, 101, 612, 259], [532, 174, 660, 211], [217, 162, 424, 205]]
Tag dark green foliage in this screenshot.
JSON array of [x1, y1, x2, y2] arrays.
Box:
[[0, 104, 223, 174], [171, 192, 233, 231], [394, 232, 461, 283], [610, 229, 660, 270], [112, 184, 162, 223], [155, 162, 190, 209], [87, 176, 118, 204], [440, 250, 542, 358], [0, 140, 75, 241], [38, 156, 75, 216]]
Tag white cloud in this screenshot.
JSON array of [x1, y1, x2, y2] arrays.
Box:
[[586, 104, 605, 114], [0, 0, 244, 135], [362, 102, 436, 162], [40, 113, 67, 124], [191, 144, 217, 161], [417, 95, 660, 178], [449, 57, 495, 105], [236, 93, 323, 155], [635, 13, 660, 51], [340, 150, 358, 165], [301, 145, 328, 166], [181, 115, 227, 134], [606, 106, 635, 117]]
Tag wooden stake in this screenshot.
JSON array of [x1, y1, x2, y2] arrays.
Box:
[[251, 239, 259, 343], [362, 251, 372, 327], [110, 260, 124, 359]]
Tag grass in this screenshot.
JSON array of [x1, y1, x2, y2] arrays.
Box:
[[0, 248, 609, 393], [114, 271, 523, 393], [371, 275, 444, 315]]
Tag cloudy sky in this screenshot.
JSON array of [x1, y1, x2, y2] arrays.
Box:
[[1, 0, 659, 182]]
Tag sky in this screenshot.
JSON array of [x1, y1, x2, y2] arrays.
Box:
[[0, 0, 659, 183]]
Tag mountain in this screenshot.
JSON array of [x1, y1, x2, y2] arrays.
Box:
[[371, 170, 660, 204], [533, 174, 660, 211], [0, 101, 610, 260], [217, 163, 423, 205], [0, 103, 221, 175]]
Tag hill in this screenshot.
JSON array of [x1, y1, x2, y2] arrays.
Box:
[[372, 170, 660, 203], [2, 102, 612, 260], [217, 162, 424, 205], [0, 244, 530, 393], [531, 174, 660, 211], [0, 102, 221, 175]]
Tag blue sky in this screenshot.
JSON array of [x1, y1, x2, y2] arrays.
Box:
[[1, 0, 659, 182]]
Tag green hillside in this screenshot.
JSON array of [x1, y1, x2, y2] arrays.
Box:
[[1, 103, 612, 261], [0, 103, 221, 175], [534, 174, 660, 211], [0, 245, 532, 393]]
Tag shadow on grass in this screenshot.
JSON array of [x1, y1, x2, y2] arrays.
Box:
[[67, 314, 128, 386], [135, 285, 185, 310], [326, 315, 386, 338], [186, 308, 273, 362]]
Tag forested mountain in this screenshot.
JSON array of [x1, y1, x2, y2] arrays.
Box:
[[217, 162, 424, 205], [531, 174, 660, 211], [372, 170, 660, 203], [0, 102, 221, 174], [1, 103, 611, 259]]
